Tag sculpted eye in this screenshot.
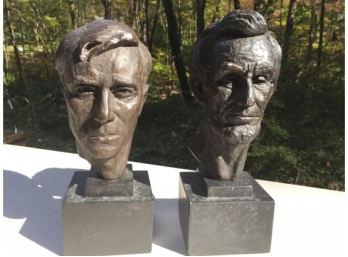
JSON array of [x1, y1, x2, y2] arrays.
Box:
[[252, 76, 271, 91], [218, 76, 240, 89], [253, 76, 267, 84], [75, 85, 96, 98], [111, 86, 136, 98], [225, 76, 239, 84]]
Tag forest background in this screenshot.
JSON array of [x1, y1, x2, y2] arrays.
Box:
[[3, 0, 345, 190]]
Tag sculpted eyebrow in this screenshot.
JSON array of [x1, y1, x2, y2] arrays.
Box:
[[253, 63, 274, 77], [223, 62, 244, 70], [254, 63, 274, 72], [111, 78, 138, 89], [72, 77, 99, 87], [215, 63, 245, 81], [113, 74, 143, 84]]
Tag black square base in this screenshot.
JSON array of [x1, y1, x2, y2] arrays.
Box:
[[179, 172, 275, 256], [62, 170, 154, 256], [197, 166, 253, 198]]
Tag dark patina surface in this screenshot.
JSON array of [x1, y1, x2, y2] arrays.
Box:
[[180, 10, 280, 255], [189, 10, 282, 181]]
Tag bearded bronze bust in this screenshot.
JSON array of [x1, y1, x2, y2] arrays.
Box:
[[56, 20, 152, 180], [188, 10, 282, 181], [179, 11, 280, 256]]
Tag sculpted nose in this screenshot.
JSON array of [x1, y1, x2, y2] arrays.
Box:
[[95, 89, 113, 123], [238, 77, 255, 107]]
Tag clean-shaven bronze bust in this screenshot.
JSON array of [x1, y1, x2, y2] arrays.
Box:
[[189, 10, 282, 181], [56, 20, 152, 180]]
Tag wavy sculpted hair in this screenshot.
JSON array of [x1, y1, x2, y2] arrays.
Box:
[[56, 19, 152, 87]]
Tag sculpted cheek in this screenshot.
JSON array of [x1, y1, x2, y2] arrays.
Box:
[[68, 99, 92, 126], [115, 96, 143, 122], [216, 87, 231, 103]]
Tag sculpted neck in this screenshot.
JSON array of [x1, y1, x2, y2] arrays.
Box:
[[188, 121, 250, 181], [92, 154, 129, 180], [78, 139, 132, 180]]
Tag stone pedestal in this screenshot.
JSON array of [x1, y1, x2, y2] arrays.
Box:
[[179, 169, 275, 256], [62, 166, 154, 256]]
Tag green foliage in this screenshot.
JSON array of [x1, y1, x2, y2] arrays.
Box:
[[4, 75, 76, 152], [247, 49, 344, 190], [130, 94, 202, 169], [3, 0, 345, 191]]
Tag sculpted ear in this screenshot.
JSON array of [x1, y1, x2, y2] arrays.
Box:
[[191, 76, 207, 107]]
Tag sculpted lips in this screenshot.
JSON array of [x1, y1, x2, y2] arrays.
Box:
[[85, 131, 120, 143], [229, 112, 259, 117], [88, 135, 120, 143], [224, 106, 261, 125], [226, 115, 259, 125]]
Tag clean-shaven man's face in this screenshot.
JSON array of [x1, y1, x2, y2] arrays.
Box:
[[63, 47, 148, 160]]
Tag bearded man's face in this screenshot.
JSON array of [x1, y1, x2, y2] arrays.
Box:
[[204, 35, 276, 144]]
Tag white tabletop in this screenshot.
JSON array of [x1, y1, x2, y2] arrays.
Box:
[[3, 144, 346, 256]]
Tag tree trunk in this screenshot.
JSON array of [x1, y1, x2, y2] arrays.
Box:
[[148, 0, 161, 55], [4, 0, 24, 76], [177, 0, 182, 45], [280, 0, 283, 36], [306, 0, 316, 65], [158, 11, 169, 65], [3, 32, 9, 84], [211, 0, 221, 23], [4, 0, 40, 140], [317, 0, 326, 66], [20, 22, 25, 54], [196, 0, 206, 37], [233, 0, 241, 10], [263, 0, 274, 17], [145, 0, 149, 43], [133, 0, 138, 29], [254, 0, 264, 12], [127, 0, 138, 29], [162, 0, 193, 102], [282, 0, 297, 64], [84, 5, 87, 24], [28, 1, 55, 66], [3, 33, 9, 72], [43, 51, 50, 78], [67, 0, 77, 29], [101, 0, 112, 19], [29, 1, 53, 41]]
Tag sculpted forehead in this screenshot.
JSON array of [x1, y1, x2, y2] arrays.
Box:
[[72, 47, 143, 82], [90, 47, 142, 75], [214, 35, 275, 69]]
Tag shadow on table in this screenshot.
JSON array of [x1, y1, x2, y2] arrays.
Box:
[[4, 169, 187, 256], [153, 198, 186, 255], [3, 168, 80, 255]]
